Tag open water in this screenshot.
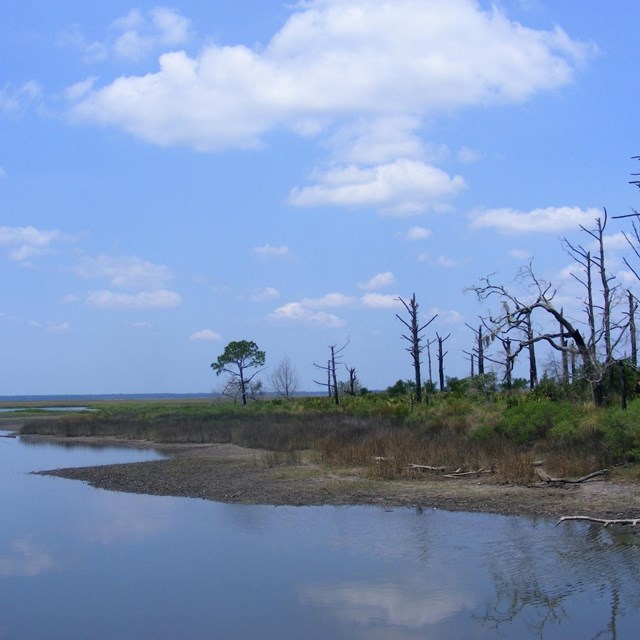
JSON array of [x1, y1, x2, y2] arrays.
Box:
[[1, 430, 640, 639]]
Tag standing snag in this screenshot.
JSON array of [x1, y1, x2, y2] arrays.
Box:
[[396, 293, 437, 403]]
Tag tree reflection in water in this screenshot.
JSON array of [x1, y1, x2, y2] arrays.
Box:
[[478, 519, 640, 639]]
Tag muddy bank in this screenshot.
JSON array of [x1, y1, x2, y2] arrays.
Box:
[[33, 440, 640, 520]]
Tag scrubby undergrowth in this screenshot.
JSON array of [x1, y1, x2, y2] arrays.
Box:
[[17, 392, 640, 484]]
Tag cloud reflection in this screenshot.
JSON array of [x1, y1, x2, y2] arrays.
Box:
[[301, 579, 475, 629], [0, 540, 55, 577]]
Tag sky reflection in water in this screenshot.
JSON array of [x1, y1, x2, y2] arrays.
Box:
[[1, 433, 640, 639]]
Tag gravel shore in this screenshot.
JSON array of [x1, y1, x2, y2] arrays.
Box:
[[33, 439, 640, 520]]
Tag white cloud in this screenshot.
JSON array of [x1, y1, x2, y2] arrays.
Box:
[[86, 289, 182, 309], [68, 0, 592, 215], [288, 159, 466, 215], [360, 293, 402, 309], [250, 287, 280, 302], [72, 0, 591, 149], [0, 81, 42, 114], [267, 302, 345, 327], [189, 329, 221, 341], [56, 25, 108, 63], [470, 206, 601, 234], [253, 244, 290, 257], [112, 8, 191, 61], [0, 166, 6, 178], [0, 225, 67, 263], [77, 255, 174, 290], [359, 272, 395, 291], [457, 146, 482, 164], [404, 226, 432, 241], [302, 293, 356, 309]]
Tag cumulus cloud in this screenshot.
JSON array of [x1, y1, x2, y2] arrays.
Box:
[[267, 302, 345, 327], [77, 255, 174, 289], [189, 329, 221, 341], [0, 225, 67, 263], [302, 293, 356, 308], [253, 244, 290, 257], [360, 293, 401, 309], [68, 0, 592, 213], [359, 272, 395, 290], [288, 159, 465, 215], [470, 206, 601, 234], [86, 289, 182, 309], [71, 0, 591, 147]]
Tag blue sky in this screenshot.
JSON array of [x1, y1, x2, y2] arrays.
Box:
[[1, 0, 640, 395]]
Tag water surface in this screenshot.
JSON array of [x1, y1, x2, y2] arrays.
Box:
[[1, 432, 639, 639]]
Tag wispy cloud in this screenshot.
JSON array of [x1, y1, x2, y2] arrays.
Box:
[[250, 287, 280, 302], [253, 244, 290, 257], [57, 7, 190, 64], [86, 290, 182, 309], [0, 225, 68, 264], [470, 206, 601, 234], [77, 254, 174, 290]]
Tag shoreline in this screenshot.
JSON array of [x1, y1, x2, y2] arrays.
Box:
[[29, 437, 640, 520]]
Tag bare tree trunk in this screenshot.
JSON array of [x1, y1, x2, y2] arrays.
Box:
[[526, 314, 537, 390], [396, 294, 436, 403], [630, 291, 638, 367], [436, 332, 450, 392], [560, 312, 569, 384]]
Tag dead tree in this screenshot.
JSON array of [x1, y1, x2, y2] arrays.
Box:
[[629, 291, 638, 367], [436, 332, 451, 392], [396, 294, 437, 403], [471, 264, 609, 406], [525, 313, 538, 390], [466, 323, 486, 375], [344, 364, 358, 396], [314, 341, 349, 405]]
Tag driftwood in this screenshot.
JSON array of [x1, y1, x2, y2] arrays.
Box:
[[444, 467, 490, 479], [557, 515, 640, 527], [408, 464, 446, 472], [534, 467, 608, 485]]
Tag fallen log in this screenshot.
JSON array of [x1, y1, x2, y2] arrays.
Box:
[[408, 464, 446, 472], [536, 469, 608, 485], [557, 515, 640, 527], [443, 467, 490, 479]]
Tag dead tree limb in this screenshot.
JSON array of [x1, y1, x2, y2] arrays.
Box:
[[557, 515, 640, 527], [535, 468, 608, 484]]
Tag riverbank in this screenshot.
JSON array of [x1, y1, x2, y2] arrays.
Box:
[[26, 438, 640, 519]]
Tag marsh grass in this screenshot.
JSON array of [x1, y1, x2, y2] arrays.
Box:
[[18, 394, 640, 484]]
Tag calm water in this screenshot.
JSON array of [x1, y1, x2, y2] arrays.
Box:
[[1, 431, 640, 639]]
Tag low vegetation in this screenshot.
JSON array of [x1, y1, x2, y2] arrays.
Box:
[[16, 381, 640, 485]]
